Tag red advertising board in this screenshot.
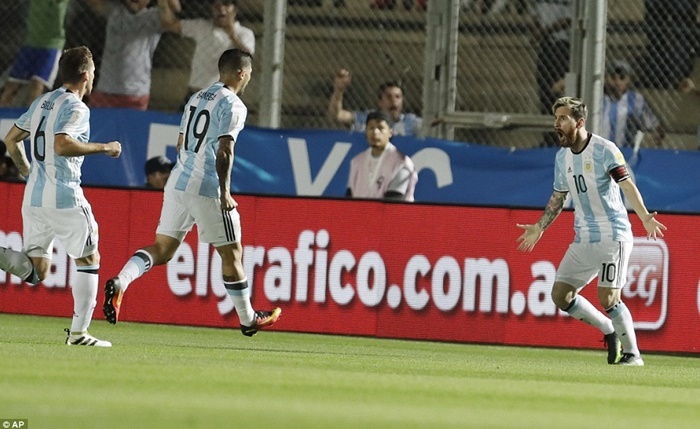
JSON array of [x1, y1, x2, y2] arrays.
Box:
[[1, 182, 698, 353]]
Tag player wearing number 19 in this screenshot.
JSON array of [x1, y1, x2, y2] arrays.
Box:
[[1, 46, 122, 347], [103, 48, 281, 337], [516, 97, 666, 366]]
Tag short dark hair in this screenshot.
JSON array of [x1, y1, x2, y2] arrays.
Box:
[[377, 81, 403, 98], [145, 156, 174, 175], [607, 60, 631, 78], [366, 111, 393, 126], [218, 48, 253, 74], [58, 46, 92, 84]]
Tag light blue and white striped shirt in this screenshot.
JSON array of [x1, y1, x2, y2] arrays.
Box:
[[353, 111, 422, 137], [553, 133, 632, 243], [602, 90, 660, 148], [16, 87, 90, 209], [168, 82, 247, 198]]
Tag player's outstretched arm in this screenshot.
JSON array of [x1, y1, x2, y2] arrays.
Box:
[[618, 179, 667, 240], [4, 125, 31, 177], [55, 134, 121, 158], [516, 190, 567, 252]]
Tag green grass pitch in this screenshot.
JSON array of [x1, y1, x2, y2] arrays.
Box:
[[1, 314, 698, 429]]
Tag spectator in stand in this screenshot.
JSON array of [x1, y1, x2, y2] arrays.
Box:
[[638, 0, 699, 90], [530, 0, 573, 115], [160, 0, 255, 98], [80, 0, 181, 110], [346, 111, 418, 201], [144, 155, 174, 189], [0, 0, 69, 107], [602, 60, 664, 148], [328, 69, 422, 136], [679, 76, 700, 99]]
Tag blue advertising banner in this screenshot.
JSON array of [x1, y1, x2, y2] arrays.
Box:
[[1, 107, 698, 212]]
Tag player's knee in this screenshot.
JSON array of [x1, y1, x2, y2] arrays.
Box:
[[76, 251, 100, 267], [551, 285, 573, 310]]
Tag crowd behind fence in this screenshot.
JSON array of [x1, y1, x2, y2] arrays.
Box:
[[0, 0, 698, 150]]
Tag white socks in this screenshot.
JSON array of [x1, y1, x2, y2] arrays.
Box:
[[607, 301, 640, 356], [117, 250, 154, 292], [224, 278, 255, 326], [70, 266, 99, 333], [566, 295, 615, 335]]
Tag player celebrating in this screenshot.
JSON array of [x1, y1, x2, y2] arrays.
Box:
[[103, 48, 281, 336], [1, 46, 122, 346], [516, 96, 666, 366]]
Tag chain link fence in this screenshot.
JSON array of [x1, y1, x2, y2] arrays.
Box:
[[0, 0, 698, 149]]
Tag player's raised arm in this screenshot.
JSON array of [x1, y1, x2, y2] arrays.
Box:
[[516, 190, 567, 252], [617, 179, 667, 240]]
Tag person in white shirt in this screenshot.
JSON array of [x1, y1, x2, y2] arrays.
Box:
[[103, 49, 280, 338], [346, 111, 417, 201], [161, 0, 255, 95], [517, 97, 666, 366], [1, 46, 122, 347]]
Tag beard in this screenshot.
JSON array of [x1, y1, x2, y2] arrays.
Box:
[[556, 128, 576, 148]]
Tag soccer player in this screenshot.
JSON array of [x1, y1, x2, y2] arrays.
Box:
[[516, 96, 666, 366], [103, 48, 281, 336], [0, 46, 122, 347]]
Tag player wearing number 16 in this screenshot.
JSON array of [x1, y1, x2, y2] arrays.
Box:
[[103, 48, 281, 337], [1, 46, 121, 347], [515, 97, 666, 366]]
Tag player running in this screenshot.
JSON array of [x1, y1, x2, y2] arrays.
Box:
[[1, 46, 122, 346], [103, 48, 280, 336]]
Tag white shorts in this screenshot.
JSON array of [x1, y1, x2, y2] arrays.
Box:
[[555, 241, 632, 290], [22, 204, 99, 259], [156, 188, 241, 247]]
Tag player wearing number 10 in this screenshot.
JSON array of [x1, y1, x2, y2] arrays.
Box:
[[103, 48, 281, 337], [516, 97, 666, 366], [1, 46, 122, 347]]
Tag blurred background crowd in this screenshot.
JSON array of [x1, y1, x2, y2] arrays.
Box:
[[0, 0, 698, 151]]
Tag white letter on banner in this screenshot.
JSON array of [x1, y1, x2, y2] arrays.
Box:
[[411, 148, 453, 188], [168, 243, 194, 296], [264, 247, 292, 300], [147, 123, 180, 160], [356, 251, 386, 307], [528, 261, 557, 316], [432, 256, 461, 311], [0, 118, 18, 139], [404, 255, 430, 310], [294, 230, 315, 302], [328, 250, 355, 305], [288, 138, 352, 195]]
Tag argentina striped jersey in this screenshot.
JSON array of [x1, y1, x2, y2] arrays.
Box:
[[553, 133, 632, 243], [601, 90, 660, 148], [168, 82, 247, 198], [15, 87, 90, 209]]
